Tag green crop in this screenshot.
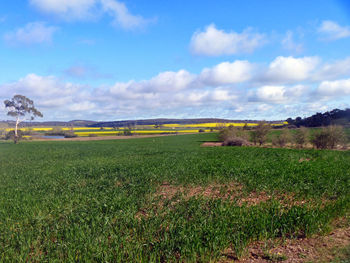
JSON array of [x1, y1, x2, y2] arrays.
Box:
[[0, 133, 349, 262]]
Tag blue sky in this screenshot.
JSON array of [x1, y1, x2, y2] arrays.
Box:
[[1, 0, 350, 121]]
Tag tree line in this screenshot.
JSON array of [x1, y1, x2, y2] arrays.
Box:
[[286, 108, 350, 127]]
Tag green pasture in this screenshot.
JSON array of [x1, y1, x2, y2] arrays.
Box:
[[0, 133, 349, 262]]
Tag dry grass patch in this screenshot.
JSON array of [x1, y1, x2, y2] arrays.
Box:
[[134, 182, 320, 220], [201, 142, 223, 147], [155, 182, 318, 208], [220, 224, 350, 262]]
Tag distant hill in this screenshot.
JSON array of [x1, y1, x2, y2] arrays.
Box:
[[287, 108, 350, 127]]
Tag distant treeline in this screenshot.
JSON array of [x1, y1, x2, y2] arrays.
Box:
[[287, 108, 350, 127]]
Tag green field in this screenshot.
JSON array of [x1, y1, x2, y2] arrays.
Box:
[[1, 133, 350, 262]]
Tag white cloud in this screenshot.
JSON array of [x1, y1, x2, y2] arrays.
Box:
[[0, 74, 81, 109], [318, 20, 350, 41], [250, 85, 288, 103], [281, 31, 303, 53], [190, 24, 265, 56], [199, 60, 253, 85], [69, 101, 96, 111], [263, 56, 319, 83], [30, 0, 150, 29], [4, 22, 58, 45], [249, 84, 308, 104], [147, 70, 197, 92], [313, 57, 350, 81], [2, 56, 350, 121], [316, 79, 350, 97], [100, 0, 150, 30], [30, 0, 98, 20]]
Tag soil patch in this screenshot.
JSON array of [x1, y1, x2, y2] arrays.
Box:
[[201, 142, 223, 147], [221, 225, 350, 262], [153, 182, 312, 209], [135, 182, 330, 221]]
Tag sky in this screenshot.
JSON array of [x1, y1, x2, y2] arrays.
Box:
[[1, 0, 350, 121]]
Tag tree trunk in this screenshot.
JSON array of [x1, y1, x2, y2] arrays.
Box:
[[14, 117, 19, 144]]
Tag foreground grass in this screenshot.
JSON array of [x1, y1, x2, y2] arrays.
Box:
[[0, 133, 350, 262]]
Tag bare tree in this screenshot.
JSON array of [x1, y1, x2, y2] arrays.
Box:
[[4, 95, 43, 143]]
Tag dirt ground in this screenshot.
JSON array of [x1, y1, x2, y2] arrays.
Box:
[[221, 224, 350, 262]]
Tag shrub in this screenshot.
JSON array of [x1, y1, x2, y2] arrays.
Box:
[[218, 126, 249, 142], [5, 130, 24, 143], [64, 131, 77, 138], [198, 129, 205, 133], [219, 126, 250, 147], [272, 128, 291, 147], [293, 127, 309, 148], [123, 129, 132, 136], [223, 137, 251, 146], [88, 134, 98, 137], [311, 125, 346, 149], [250, 122, 271, 146]]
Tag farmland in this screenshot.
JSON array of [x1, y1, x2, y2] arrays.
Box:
[[0, 121, 287, 138], [0, 133, 349, 262]]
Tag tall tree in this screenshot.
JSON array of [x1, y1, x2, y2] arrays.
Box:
[[4, 95, 43, 143]]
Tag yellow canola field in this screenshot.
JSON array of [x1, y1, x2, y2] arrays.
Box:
[[75, 130, 211, 136], [162, 122, 287, 128], [2, 121, 288, 133]]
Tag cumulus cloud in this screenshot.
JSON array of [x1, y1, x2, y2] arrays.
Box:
[[262, 56, 319, 83], [0, 74, 82, 109], [2, 56, 350, 121], [190, 24, 265, 56], [199, 60, 253, 85], [29, 0, 97, 20], [4, 22, 58, 45], [313, 57, 350, 81], [281, 31, 303, 53], [316, 79, 350, 97], [318, 20, 350, 41], [249, 84, 308, 104], [147, 70, 197, 92], [30, 0, 150, 29], [100, 0, 151, 30]]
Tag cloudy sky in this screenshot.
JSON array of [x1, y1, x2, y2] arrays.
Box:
[[1, 0, 350, 121]]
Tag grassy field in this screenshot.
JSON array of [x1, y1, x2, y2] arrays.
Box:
[[0, 133, 350, 262]]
